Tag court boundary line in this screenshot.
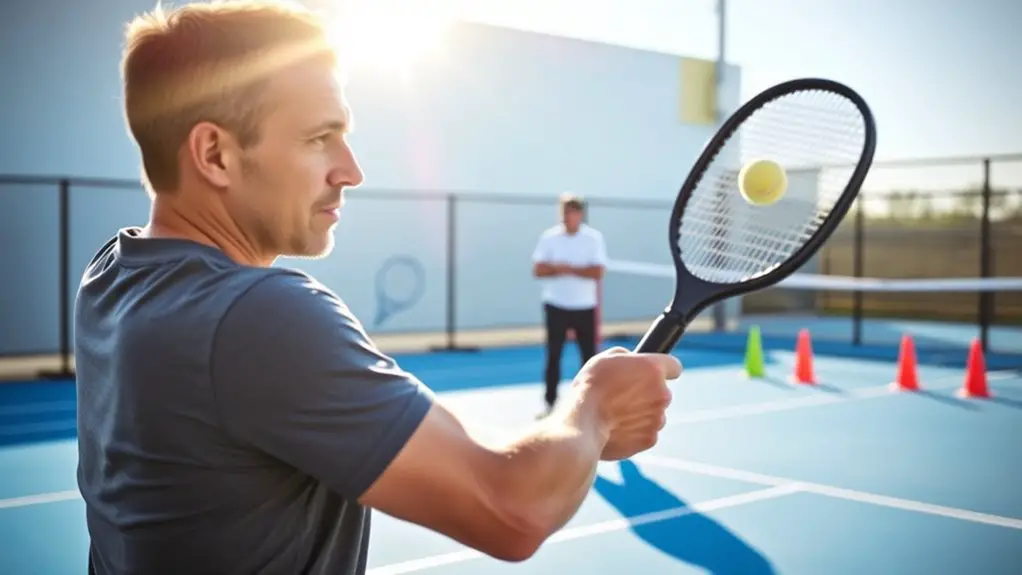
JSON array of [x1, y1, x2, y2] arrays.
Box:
[[1, 369, 1017, 511], [0, 489, 80, 510], [361, 369, 1022, 573], [365, 448, 1022, 575], [450, 369, 1020, 436], [635, 453, 1022, 530], [364, 484, 800, 575]]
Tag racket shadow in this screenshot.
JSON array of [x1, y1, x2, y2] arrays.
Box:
[[592, 460, 775, 574]]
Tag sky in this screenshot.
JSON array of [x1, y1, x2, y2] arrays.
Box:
[[339, 0, 1022, 166], [464, 0, 1022, 163]]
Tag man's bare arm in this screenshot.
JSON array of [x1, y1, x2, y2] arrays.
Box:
[[533, 262, 567, 277], [358, 390, 607, 562], [566, 265, 604, 280]]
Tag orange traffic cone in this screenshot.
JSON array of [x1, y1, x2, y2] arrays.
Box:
[[889, 334, 920, 392], [957, 338, 991, 399], [790, 328, 816, 385]]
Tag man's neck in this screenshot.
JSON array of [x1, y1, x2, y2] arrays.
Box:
[[146, 196, 273, 267]]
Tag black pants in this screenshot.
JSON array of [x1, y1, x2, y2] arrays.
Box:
[[543, 303, 597, 406]]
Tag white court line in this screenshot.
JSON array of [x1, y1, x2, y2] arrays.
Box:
[[365, 484, 800, 575], [0, 489, 80, 510], [455, 369, 1020, 434], [635, 454, 1022, 531], [1, 370, 1017, 511]]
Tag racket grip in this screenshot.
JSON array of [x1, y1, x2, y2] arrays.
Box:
[[633, 312, 687, 354]]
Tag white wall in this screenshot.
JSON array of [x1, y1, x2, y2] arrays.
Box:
[[0, 0, 741, 355]]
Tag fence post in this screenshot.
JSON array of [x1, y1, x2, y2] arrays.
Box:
[[851, 196, 865, 346], [979, 158, 993, 352], [39, 178, 75, 380], [430, 194, 479, 353]]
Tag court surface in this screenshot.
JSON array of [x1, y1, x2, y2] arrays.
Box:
[[2, 319, 1022, 574]]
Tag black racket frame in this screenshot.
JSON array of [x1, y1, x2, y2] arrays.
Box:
[[634, 77, 878, 354]]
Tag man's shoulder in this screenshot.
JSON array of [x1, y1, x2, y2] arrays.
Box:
[[537, 224, 566, 241], [219, 267, 366, 349], [229, 267, 346, 317], [579, 224, 604, 240]]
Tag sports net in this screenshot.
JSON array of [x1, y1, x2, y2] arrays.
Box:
[[599, 259, 1022, 370]]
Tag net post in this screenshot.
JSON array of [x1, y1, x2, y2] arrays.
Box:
[[979, 157, 993, 352], [39, 178, 75, 380], [596, 277, 603, 349], [851, 196, 865, 346], [429, 194, 479, 353], [711, 3, 726, 332]]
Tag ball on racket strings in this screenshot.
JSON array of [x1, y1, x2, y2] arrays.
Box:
[[738, 159, 788, 205]]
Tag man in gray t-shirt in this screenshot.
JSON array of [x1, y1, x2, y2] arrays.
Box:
[[78, 3, 681, 574], [77, 229, 433, 574]]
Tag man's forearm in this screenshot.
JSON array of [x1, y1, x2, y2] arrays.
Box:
[[490, 391, 608, 536], [568, 265, 604, 280], [534, 263, 563, 277]]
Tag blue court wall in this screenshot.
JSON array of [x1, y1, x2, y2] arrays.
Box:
[[0, 0, 742, 356]]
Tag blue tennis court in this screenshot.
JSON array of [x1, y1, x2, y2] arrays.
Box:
[[2, 317, 1021, 574]]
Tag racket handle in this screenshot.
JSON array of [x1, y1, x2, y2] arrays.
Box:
[[633, 312, 687, 354]]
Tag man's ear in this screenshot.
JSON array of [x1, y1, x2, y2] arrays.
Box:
[[185, 121, 238, 189]]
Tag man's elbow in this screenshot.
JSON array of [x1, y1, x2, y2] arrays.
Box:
[[426, 479, 550, 562], [481, 502, 551, 562], [467, 478, 561, 562], [485, 534, 543, 563]]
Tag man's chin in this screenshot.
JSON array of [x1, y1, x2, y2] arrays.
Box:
[[282, 235, 336, 261]]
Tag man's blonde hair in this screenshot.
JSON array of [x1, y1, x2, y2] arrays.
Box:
[[559, 192, 585, 213], [122, 0, 336, 192]]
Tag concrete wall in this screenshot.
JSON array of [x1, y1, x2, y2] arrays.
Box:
[[0, 0, 741, 355]]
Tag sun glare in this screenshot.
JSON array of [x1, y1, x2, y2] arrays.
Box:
[[333, 0, 456, 77]]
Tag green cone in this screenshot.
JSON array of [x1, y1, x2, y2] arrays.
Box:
[[744, 325, 765, 377]]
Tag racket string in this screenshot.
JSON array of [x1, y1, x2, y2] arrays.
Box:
[[678, 88, 869, 284]]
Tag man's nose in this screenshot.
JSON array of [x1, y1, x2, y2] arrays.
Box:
[[329, 144, 364, 188]]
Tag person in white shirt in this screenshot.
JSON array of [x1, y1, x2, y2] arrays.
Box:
[[532, 194, 608, 415]]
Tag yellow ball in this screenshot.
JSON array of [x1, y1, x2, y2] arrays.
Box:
[[738, 159, 787, 205]]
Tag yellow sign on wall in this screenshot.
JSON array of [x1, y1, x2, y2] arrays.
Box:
[[679, 57, 718, 125]]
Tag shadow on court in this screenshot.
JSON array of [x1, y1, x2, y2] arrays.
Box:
[[592, 460, 775, 575], [987, 394, 1022, 410], [916, 389, 982, 411], [671, 325, 1022, 372]]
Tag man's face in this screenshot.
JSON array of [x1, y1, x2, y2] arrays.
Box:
[[562, 206, 583, 232], [224, 57, 364, 261]]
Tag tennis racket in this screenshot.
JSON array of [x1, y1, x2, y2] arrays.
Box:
[[634, 77, 877, 354]]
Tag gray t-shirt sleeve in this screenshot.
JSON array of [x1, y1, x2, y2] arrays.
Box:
[[211, 271, 435, 500]]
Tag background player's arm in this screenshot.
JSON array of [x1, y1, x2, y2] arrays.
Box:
[[532, 234, 568, 277], [565, 265, 604, 279], [535, 262, 569, 277], [565, 231, 608, 279], [212, 273, 607, 562]]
